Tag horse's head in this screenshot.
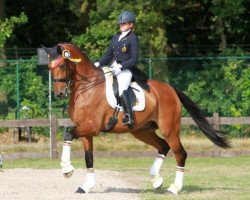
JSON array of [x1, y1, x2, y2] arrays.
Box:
[[42, 43, 82, 99]]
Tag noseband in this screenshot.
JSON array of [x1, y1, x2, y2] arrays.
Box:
[[52, 61, 75, 93]]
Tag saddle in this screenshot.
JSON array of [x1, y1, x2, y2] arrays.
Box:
[[101, 67, 149, 131]]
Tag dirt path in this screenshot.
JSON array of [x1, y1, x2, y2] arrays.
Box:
[[0, 169, 142, 200]]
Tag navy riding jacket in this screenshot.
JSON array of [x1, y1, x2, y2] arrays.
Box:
[[99, 31, 138, 70]]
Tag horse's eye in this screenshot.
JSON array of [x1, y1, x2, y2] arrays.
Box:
[[60, 64, 66, 70]]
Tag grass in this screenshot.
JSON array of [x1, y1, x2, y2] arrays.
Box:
[[1, 156, 250, 200], [140, 156, 250, 200], [1, 133, 250, 157]]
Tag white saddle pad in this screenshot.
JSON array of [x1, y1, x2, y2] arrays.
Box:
[[102, 67, 145, 111]]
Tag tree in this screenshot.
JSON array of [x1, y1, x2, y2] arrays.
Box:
[[0, 12, 27, 48], [205, 0, 246, 51], [0, 0, 5, 19], [72, 0, 170, 58], [0, 12, 27, 117], [0, 59, 48, 119], [5, 0, 79, 47]]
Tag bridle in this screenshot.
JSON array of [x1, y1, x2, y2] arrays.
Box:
[[52, 59, 113, 94]]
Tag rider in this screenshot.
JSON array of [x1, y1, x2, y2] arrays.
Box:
[[94, 11, 138, 129]]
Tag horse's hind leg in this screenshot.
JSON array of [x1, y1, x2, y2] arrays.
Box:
[[160, 123, 187, 195], [131, 128, 170, 189]]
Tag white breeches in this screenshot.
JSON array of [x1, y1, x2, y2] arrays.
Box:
[[116, 69, 132, 96]]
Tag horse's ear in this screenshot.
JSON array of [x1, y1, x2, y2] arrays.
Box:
[[57, 45, 64, 56], [41, 44, 51, 54]]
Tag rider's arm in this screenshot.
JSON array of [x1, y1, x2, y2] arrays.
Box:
[[99, 35, 117, 67]]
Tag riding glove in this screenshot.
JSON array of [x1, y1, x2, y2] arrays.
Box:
[[111, 61, 122, 75], [94, 62, 100, 68]]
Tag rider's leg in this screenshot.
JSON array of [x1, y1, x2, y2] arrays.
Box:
[[120, 90, 134, 128], [116, 69, 134, 128]]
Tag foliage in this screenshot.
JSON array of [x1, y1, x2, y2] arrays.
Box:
[[0, 1, 249, 138], [205, 0, 246, 50], [3, 0, 249, 55], [186, 49, 250, 136], [72, 0, 170, 59], [5, 0, 79, 47], [0, 58, 48, 119], [187, 49, 249, 116], [0, 12, 27, 48]]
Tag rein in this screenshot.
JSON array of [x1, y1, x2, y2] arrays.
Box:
[[71, 71, 113, 84], [54, 67, 113, 94]]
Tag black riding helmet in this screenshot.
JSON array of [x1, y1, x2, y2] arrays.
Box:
[[118, 11, 136, 24]]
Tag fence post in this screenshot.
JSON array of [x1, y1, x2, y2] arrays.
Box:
[[15, 61, 20, 119], [212, 112, 220, 130], [148, 58, 152, 79], [212, 112, 221, 157], [50, 115, 58, 159]]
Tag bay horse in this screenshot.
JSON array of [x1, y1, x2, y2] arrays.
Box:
[[42, 43, 230, 195]]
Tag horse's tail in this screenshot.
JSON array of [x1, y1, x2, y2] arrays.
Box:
[[174, 88, 231, 148]]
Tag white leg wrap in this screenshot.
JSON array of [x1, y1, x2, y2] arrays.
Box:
[[80, 169, 95, 193], [167, 166, 185, 195], [150, 154, 165, 189], [150, 154, 165, 176], [61, 142, 74, 175], [151, 174, 164, 189]]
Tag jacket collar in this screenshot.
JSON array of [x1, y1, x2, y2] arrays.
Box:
[[118, 30, 131, 42]]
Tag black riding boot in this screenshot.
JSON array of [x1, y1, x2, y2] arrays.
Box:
[[120, 90, 134, 129]]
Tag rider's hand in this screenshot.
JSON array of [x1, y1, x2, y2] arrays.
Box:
[[111, 61, 122, 75], [94, 62, 100, 68]]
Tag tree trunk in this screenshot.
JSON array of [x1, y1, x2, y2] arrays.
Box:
[[0, 0, 7, 67], [0, 0, 5, 19], [218, 19, 227, 51]]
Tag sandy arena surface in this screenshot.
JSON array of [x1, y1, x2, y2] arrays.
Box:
[[0, 169, 142, 200]]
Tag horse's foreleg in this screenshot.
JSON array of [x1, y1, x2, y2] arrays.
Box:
[[76, 136, 95, 194], [150, 153, 166, 189], [61, 128, 75, 178]]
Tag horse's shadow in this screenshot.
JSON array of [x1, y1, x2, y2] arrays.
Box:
[[104, 187, 147, 194], [182, 185, 237, 194], [101, 184, 236, 194]]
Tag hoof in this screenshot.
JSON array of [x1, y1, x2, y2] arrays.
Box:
[[63, 170, 74, 178], [166, 184, 180, 195], [75, 187, 86, 193], [62, 164, 74, 178], [151, 175, 163, 189]]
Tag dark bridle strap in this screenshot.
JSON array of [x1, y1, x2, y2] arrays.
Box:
[[53, 71, 112, 84], [71, 70, 113, 84], [54, 78, 71, 83]]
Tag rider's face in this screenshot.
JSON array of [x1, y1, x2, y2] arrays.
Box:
[[119, 22, 134, 32]]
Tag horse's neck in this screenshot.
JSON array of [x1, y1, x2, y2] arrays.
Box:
[[70, 60, 104, 103], [75, 59, 96, 78]]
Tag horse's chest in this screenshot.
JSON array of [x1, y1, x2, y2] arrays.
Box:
[[69, 106, 92, 123]]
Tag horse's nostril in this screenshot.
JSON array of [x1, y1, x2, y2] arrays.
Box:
[[59, 92, 65, 98], [55, 92, 65, 99]]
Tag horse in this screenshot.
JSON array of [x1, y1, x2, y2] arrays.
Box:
[[42, 43, 230, 195]]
